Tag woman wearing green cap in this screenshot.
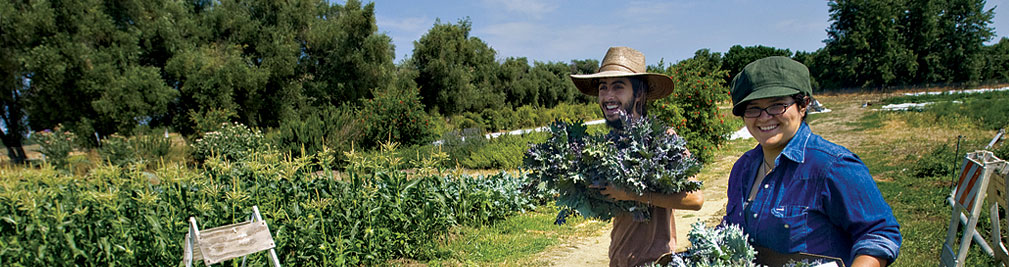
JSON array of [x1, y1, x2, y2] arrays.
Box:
[[721, 56, 901, 267]]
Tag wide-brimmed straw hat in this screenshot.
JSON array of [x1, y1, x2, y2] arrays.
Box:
[[570, 47, 674, 101]]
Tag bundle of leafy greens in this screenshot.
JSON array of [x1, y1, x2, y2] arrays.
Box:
[[524, 115, 702, 224], [662, 222, 758, 267]]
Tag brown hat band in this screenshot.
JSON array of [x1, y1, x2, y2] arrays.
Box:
[[599, 63, 638, 73]]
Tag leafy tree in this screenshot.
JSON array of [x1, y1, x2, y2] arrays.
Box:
[[568, 59, 599, 103], [300, 0, 396, 107], [936, 0, 995, 83], [411, 18, 502, 115], [0, 0, 39, 162], [529, 61, 580, 108], [983, 37, 1009, 82], [569, 59, 600, 75], [15, 0, 178, 147], [902, 0, 946, 83], [824, 0, 917, 88], [722, 45, 792, 84], [498, 57, 534, 107], [357, 86, 436, 148], [164, 44, 269, 134], [649, 50, 734, 163]]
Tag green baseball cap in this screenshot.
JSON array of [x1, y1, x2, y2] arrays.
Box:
[[730, 56, 813, 116]]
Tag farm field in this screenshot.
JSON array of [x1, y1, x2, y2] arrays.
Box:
[[1, 88, 1008, 266], [420, 88, 1009, 266]]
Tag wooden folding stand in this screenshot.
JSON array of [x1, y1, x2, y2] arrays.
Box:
[[985, 152, 1009, 266], [941, 151, 1007, 267], [182, 206, 281, 267]]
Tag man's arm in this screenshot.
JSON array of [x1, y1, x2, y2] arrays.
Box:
[[597, 125, 703, 210], [599, 180, 703, 211]]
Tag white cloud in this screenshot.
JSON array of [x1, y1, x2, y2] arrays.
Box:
[[376, 15, 431, 33], [481, 0, 559, 19], [774, 19, 824, 32], [479, 20, 682, 63], [376, 15, 434, 60], [622, 1, 680, 20]]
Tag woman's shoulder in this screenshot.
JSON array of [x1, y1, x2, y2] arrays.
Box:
[[803, 132, 857, 161]]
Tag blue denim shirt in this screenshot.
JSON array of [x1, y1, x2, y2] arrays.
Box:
[[722, 123, 901, 266]]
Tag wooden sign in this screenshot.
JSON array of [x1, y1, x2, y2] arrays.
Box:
[[182, 206, 281, 267]]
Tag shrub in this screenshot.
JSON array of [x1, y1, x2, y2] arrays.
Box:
[[98, 134, 137, 166], [132, 132, 174, 162], [191, 122, 268, 162], [267, 105, 362, 165], [29, 126, 77, 169], [649, 56, 734, 163], [189, 108, 238, 136], [439, 128, 487, 167], [907, 143, 957, 178], [459, 132, 548, 169], [358, 87, 436, 149]]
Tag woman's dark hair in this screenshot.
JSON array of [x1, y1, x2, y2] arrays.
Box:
[[791, 93, 812, 121]]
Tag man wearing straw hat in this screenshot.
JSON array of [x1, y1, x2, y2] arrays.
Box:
[[570, 47, 704, 267]]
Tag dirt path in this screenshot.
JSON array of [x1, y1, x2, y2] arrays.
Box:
[[535, 94, 877, 266]]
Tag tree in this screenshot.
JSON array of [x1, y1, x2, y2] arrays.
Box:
[[936, 0, 995, 83], [498, 57, 533, 107], [15, 0, 179, 147], [0, 0, 41, 163], [902, 0, 946, 83], [824, 0, 917, 88], [300, 0, 396, 108], [983, 37, 1009, 82], [722, 45, 792, 84], [649, 50, 733, 163], [411, 18, 502, 115], [568, 59, 599, 103]]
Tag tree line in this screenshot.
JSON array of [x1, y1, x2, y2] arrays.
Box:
[[1, 0, 1005, 164]]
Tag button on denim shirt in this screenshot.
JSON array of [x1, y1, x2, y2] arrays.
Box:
[[722, 123, 901, 265]]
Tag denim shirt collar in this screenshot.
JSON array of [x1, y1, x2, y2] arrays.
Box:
[[764, 122, 812, 165]]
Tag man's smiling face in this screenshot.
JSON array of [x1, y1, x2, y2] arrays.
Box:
[[597, 77, 637, 123]]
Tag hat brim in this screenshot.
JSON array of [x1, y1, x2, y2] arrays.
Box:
[[731, 86, 801, 116], [570, 71, 674, 101]]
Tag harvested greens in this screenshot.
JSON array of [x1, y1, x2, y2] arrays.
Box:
[[662, 222, 758, 267], [524, 115, 702, 224]]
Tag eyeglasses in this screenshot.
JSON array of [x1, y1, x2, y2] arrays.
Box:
[[743, 102, 795, 118]]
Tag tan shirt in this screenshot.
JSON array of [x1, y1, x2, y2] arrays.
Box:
[[608, 206, 675, 267]]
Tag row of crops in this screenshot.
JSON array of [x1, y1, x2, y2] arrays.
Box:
[[0, 145, 543, 265]]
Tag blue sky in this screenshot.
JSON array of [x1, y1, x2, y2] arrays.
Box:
[[369, 0, 1008, 66]]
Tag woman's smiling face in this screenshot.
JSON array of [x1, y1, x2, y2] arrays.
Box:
[[743, 96, 807, 152]]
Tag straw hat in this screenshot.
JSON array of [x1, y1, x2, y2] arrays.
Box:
[[570, 47, 674, 101]]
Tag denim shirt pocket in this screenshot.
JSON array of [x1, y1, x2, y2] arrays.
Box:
[[768, 205, 810, 251]]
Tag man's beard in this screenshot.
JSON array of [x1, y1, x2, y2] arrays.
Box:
[[604, 101, 636, 130]]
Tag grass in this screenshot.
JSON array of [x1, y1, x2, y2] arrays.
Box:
[[811, 92, 1005, 267], [416, 204, 609, 266]]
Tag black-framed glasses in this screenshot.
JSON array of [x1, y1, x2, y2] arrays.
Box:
[[743, 102, 795, 118]]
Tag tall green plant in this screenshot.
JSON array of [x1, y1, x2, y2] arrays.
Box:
[[358, 87, 436, 149], [649, 51, 734, 163], [29, 127, 77, 169], [190, 122, 268, 162]]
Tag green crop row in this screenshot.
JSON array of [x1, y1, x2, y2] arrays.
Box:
[[0, 148, 536, 266]]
